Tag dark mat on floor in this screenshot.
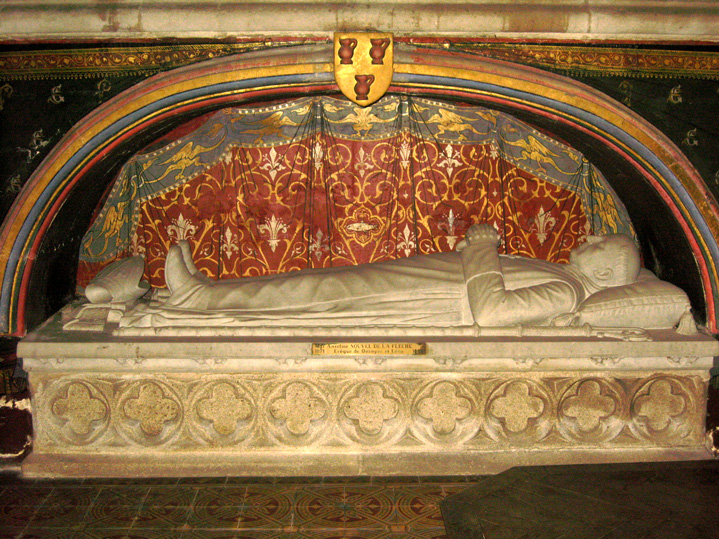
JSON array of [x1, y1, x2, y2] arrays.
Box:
[[440, 460, 719, 539]]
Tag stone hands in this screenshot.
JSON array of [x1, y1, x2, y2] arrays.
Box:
[[456, 223, 500, 251]]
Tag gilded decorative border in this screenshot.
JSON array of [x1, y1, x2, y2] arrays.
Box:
[[416, 43, 719, 80], [0, 41, 318, 80], [3, 41, 719, 81]]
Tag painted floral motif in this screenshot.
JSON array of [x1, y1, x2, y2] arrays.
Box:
[[196, 382, 252, 436], [489, 381, 545, 433], [258, 214, 289, 253], [270, 382, 325, 436], [166, 212, 198, 242], [634, 379, 686, 431], [260, 146, 287, 180], [52, 382, 107, 435], [220, 228, 239, 258], [397, 224, 416, 257], [123, 382, 180, 436], [437, 144, 462, 176], [354, 147, 373, 177], [561, 380, 616, 432], [530, 206, 557, 245], [343, 383, 398, 435], [416, 382, 471, 434]]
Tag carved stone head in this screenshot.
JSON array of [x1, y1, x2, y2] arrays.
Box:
[[569, 234, 641, 288]]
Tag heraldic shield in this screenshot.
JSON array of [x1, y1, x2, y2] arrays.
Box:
[[334, 32, 393, 106]]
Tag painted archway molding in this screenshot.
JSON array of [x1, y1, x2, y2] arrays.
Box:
[[1, 44, 718, 335]]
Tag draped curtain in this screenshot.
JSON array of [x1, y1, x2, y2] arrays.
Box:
[[77, 95, 634, 289]]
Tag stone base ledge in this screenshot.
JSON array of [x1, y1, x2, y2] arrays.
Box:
[[22, 446, 715, 479]]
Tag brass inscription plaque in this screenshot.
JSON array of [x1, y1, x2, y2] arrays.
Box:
[[312, 342, 427, 356]]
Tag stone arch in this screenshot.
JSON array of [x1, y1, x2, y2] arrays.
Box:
[[1, 44, 717, 334]]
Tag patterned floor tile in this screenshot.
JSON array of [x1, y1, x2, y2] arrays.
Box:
[[193, 485, 250, 507], [77, 530, 188, 539], [0, 501, 39, 527], [18, 529, 83, 539], [235, 503, 296, 530], [43, 486, 99, 507], [0, 527, 25, 539], [143, 486, 198, 507], [241, 484, 298, 508], [0, 486, 53, 506], [25, 501, 91, 529], [182, 503, 243, 530], [82, 502, 141, 529], [92, 486, 150, 507], [131, 505, 193, 530], [392, 502, 445, 530], [71, 530, 136, 539]]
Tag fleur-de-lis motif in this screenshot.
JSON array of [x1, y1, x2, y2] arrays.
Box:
[[220, 228, 239, 258], [166, 212, 198, 242], [399, 139, 411, 169], [197, 383, 252, 436], [123, 382, 179, 436], [437, 144, 462, 177], [260, 147, 287, 180], [354, 147, 373, 177], [488, 139, 500, 159], [667, 84, 683, 104], [490, 381, 544, 433], [397, 224, 416, 257], [530, 206, 557, 245], [129, 232, 146, 257], [312, 141, 324, 171], [309, 229, 329, 260], [343, 383, 398, 435], [270, 382, 325, 435], [52, 382, 107, 435], [417, 382, 471, 434], [438, 209, 462, 250], [258, 214, 288, 252]]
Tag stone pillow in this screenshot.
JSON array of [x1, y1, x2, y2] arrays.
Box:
[[574, 271, 691, 329]]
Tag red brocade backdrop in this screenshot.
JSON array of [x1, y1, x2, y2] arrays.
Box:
[[78, 96, 634, 289]]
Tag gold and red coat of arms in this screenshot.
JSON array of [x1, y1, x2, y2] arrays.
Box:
[[334, 32, 393, 106]]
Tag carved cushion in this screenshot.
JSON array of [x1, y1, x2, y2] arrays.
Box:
[[575, 271, 691, 329]]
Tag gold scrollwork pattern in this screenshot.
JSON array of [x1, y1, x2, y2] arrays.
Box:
[[32, 372, 706, 453]]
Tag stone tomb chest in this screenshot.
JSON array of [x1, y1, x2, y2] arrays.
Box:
[[18, 309, 718, 478]]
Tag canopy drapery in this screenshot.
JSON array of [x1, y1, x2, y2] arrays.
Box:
[[78, 95, 634, 289]]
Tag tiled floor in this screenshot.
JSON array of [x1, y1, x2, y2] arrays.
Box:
[[0, 473, 471, 539], [441, 460, 719, 539]]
